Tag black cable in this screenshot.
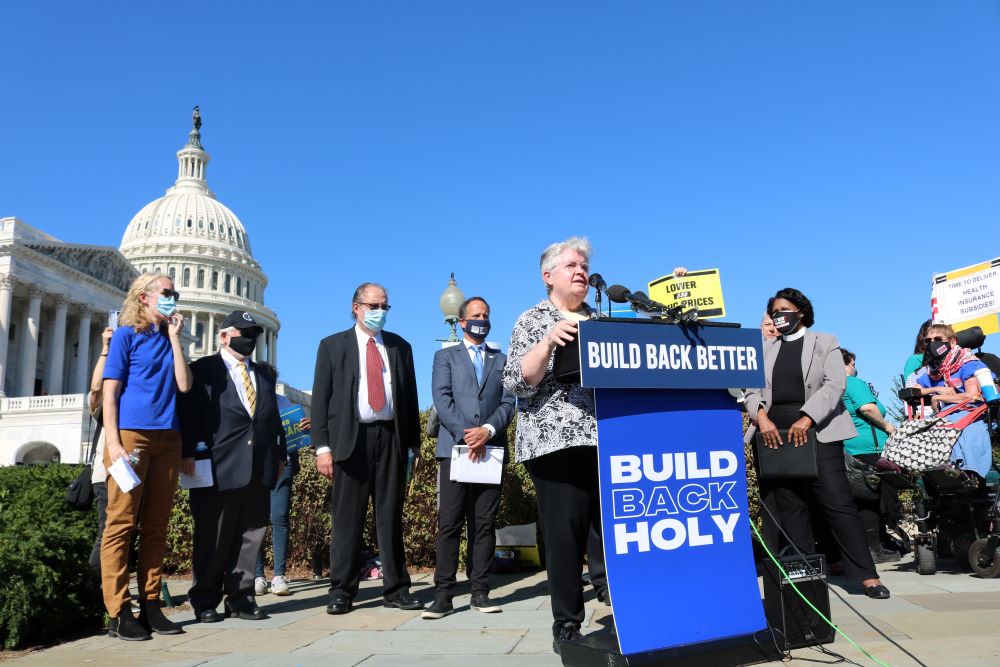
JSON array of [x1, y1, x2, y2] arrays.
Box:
[[755, 493, 930, 667]]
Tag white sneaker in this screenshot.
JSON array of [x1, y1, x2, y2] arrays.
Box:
[[270, 575, 290, 596], [254, 576, 269, 596]]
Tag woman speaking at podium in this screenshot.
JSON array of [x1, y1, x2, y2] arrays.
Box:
[[503, 236, 600, 655], [744, 288, 890, 600]]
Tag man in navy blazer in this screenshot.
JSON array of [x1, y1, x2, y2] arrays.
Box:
[[180, 310, 287, 623], [311, 282, 423, 615], [422, 297, 515, 619]]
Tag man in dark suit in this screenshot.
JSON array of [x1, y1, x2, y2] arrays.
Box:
[[181, 310, 287, 623], [422, 297, 514, 619], [312, 282, 422, 614]]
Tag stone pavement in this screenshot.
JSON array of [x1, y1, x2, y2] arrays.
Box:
[[7, 556, 1000, 667]]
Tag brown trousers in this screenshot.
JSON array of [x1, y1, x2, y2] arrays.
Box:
[[100, 429, 181, 617]]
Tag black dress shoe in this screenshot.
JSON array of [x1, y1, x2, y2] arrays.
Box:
[[864, 584, 891, 600], [138, 600, 184, 635], [108, 611, 152, 641], [326, 595, 352, 615], [553, 622, 583, 655], [196, 609, 221, 623], [224, 599, 269, 620], [383, 593, 423, 610]]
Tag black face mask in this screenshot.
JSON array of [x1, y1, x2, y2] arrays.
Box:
[[771, 310, 802, 335], [925, 339, 951, 365], [463, 319, 491, 340], [228, 334, 258, 357]]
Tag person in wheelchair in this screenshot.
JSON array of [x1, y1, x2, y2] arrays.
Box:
[[912, 323, 993, 479]]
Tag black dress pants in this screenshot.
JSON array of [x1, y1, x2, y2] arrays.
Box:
[[189, 483, 270, 612], [855, 452, 901, 551], [526, 446, 601, 631], [768, 443, 878, 581], [433, 454, 502, 596], [329, 421, 411, 600], [586, 523, 607, 594]]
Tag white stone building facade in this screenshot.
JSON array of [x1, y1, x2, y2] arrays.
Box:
[[0, 111, 290, 465]]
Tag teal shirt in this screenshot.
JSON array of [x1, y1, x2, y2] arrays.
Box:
[[903, 353, 924, 381], [842, 376, 889, 455]]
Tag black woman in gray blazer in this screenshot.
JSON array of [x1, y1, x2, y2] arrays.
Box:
[[745, 288, 890, 600]]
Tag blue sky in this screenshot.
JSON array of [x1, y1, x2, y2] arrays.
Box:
[[3, 2, 1000, 408]]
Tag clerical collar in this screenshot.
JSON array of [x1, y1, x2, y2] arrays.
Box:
[[782, 327, 807, 342]]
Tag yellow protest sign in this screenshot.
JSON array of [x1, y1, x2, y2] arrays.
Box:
[[648, 269, 726, 319], [931, 258, 1000, 335]]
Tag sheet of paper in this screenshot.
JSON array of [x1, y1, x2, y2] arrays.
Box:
[[108, 457, 141, 493], [449, 445, 504, 485], [180, 458, 214, 490]]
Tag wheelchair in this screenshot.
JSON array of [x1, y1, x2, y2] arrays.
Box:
[[880, 326, 1000, 576]]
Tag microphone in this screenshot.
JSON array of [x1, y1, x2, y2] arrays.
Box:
[[631, 290, 656, 308], [588, 273, 607, 291], [588, 273, 608, 318], [606, 284, 632, 303], [606, 286, 664, 315]]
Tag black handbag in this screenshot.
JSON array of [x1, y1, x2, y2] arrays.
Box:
[[754, 429, 819, 479], [66, 410, 102, 510], [844, 452, 880, 502]]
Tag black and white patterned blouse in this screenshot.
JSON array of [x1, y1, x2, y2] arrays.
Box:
[[502, 299, 597, 463]]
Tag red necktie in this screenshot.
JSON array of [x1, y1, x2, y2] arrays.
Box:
[[367, 337, 386, 412]]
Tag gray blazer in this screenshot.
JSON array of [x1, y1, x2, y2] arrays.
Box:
[[744, 330, 857, 444], [431, 342, 515, 459]]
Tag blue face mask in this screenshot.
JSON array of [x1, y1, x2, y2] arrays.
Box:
[[156, 296, 177, 317], [363, 307, 387, 333]]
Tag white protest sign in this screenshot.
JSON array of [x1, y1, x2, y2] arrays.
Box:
[[932, 258, 1000, 334]]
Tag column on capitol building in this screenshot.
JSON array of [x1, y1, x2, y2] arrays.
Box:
[[188, 310, 198, 358], [0, 274, 14, 397], [44, 296, 69, 395], [17, 287, 43, 397], [73, 307, 93, 395]]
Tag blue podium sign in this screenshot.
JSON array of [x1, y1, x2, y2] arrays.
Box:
[[578, 320, 764, 390], [596, 387, 767, 655]]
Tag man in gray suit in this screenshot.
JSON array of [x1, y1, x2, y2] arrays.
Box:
[[423, 297, 515, 619]]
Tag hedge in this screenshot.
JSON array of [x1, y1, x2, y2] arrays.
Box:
[[0, 464, 103, 649], [165, 408, 540, 574]]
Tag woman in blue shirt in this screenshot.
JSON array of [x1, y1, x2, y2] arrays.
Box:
[[101, 273, 192, 641], [913, 324, 993, 478]]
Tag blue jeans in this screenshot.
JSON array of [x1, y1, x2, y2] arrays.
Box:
[[256, 464, 293, 577], [945, 412, 993, 478]]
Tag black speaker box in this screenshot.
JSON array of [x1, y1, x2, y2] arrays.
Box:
[[762, 552, 835, 650]]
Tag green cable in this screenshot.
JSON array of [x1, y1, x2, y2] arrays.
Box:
[[749, 519, 892, 667]]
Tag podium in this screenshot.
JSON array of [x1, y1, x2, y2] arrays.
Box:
[[560, 318, 779, 667]]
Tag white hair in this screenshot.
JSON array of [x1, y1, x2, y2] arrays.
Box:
[[218, 326, 240, 342], [539, 236, 592, 273]]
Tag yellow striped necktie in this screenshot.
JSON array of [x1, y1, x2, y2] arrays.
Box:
[[238, 360, 257, 416]]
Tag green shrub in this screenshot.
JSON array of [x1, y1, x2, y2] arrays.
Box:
[[168, 409, 540, 575], [0, 464, 103, 649]]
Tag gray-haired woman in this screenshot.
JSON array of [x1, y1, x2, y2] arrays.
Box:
[[503, 236, 600, 655]]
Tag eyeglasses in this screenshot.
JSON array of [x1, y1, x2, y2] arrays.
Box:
[[155, 288, 180, 301], [357, 302, 391, 311], [923, 337, 948, 345]]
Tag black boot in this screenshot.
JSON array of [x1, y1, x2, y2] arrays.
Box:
[[138, 600, 184, 635], [108, 611, 151, 641]]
